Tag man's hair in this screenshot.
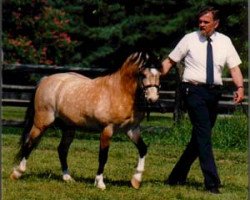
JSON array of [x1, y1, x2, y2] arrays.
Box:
[[198, 6, 220, 21]]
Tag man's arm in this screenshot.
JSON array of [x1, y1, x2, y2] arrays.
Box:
[[229, 66, 244, 103], [161, 58, 176, 75]]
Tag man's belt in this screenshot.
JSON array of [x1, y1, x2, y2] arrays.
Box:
[[182, 82, 222, 89]]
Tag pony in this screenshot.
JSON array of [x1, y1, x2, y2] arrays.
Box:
[[10, 52, 162, 190]]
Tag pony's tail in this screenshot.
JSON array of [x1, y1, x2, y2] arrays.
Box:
[[14, 86, 37, 163]]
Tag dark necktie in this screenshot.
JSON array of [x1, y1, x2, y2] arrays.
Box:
[[206, 37, 214, 84]]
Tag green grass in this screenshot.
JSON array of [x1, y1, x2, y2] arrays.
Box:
[[2, 106, 248, 199], [2, 106, 27, 121], [2, 132, 247, 200]]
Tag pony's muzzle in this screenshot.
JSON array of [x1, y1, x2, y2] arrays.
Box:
[[145, 86, 159, 103]]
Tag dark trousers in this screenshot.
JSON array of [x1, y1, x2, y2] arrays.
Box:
[[168, 83, 222, 189]]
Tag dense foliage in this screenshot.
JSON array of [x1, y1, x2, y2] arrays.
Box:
[[3, 0, 248, 75]]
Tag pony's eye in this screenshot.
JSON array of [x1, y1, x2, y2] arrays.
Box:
[[140, 74, 146, 79]]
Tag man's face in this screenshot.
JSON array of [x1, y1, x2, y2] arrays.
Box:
[[198, 12, 219, 37]]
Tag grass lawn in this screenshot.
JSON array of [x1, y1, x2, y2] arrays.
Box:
[[2, 107, 248, 199], [2, 128, 248, 200]]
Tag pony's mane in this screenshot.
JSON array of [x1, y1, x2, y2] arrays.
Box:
[[125, 52, 145, 67], [101, 51, 161, 76], [126, 51, 161, 70], [122, 51, 161, 70]]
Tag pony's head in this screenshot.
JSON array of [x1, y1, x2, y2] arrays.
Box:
[[127, 52, 161, 103], [139, 52, 161, 103]]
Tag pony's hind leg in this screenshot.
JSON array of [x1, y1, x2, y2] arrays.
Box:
[[10, 109, 54, 180], [57, 125, 76, 182], [10, 124, 46, 180], [126, 126, 147, 189]]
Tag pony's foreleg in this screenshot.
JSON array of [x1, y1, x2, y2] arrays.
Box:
[[127, 127, 147, 189], [10, 125, 45, 180], [10, 158, 27, 180], [57, 127, 75, 182], [94, 125, 113, 190]]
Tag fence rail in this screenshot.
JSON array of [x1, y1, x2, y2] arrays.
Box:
[[2, 64, 248, 126]]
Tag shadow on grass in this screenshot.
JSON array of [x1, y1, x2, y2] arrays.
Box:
[[13, 171, 247, 194], [22, 171, 131, 187], [20, 171, 208, 191], [24, 171, 62, 181]]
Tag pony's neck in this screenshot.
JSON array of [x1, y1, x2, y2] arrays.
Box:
[[114, 62, 138, 95]]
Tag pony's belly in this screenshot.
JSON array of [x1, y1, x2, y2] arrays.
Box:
[[61, 113, 137, 130], [79, 118, 103, 129]]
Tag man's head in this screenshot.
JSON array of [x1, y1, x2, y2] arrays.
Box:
[[198, 6, 220, 37]]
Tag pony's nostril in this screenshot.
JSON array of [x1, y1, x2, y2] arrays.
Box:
[[147, 95, 159, 103], [148, 99, 153, 104]]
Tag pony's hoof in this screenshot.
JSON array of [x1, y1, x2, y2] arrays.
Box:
[[94, 175, 106, 190], [10, 169, 22, 180], [63, 174, 75, 182], [95, 183, 106, 190], [131, 177, 141, 189]]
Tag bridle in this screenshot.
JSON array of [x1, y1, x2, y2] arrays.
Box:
[[138, 66, 161, 98], [140, 78, 160, 95]]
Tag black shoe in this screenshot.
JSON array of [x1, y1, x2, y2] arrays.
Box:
[[207, 187, 220, 194], [165, 178, 186, 186]]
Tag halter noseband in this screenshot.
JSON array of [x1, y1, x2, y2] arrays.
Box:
[[143, 84, 160, 90], [137, 52, 161, 96], [139, 68, 161, 96]]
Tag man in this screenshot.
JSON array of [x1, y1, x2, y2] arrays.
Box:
[[161, 6, 244, 194]]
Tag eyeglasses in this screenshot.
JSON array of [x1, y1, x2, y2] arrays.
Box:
[[199, 20, 210, 24]]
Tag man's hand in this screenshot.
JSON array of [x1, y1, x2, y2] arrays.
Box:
[[233, 87, 244, 104], [161, 58, 176, 76]]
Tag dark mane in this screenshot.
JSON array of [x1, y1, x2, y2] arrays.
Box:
[[103, 51, 161, 76]]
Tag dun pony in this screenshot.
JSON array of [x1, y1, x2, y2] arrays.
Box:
[[10, 52, 162, 190]]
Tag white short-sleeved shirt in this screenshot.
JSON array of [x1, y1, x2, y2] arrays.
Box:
[[169, 31, 242, 85]]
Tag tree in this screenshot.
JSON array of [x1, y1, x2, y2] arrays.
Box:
[[3, 0, 79, 65], [3, 0, 248, 75]]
